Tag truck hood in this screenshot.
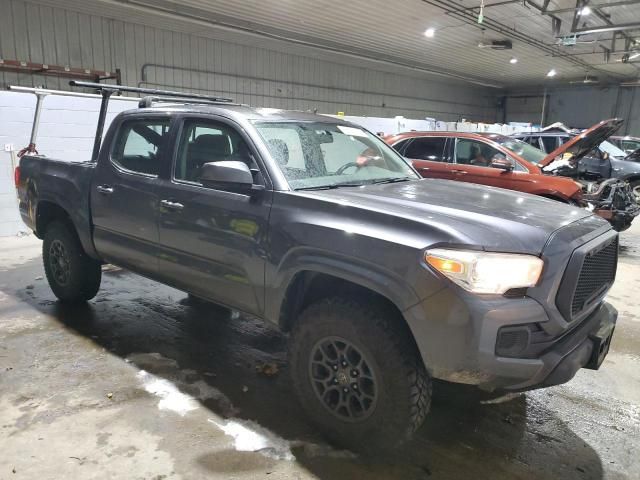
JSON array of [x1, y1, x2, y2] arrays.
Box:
[[304, 179, 600, 254], [539, 119, 623, 167]]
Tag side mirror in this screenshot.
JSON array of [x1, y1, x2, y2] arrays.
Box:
[[199, 161, 261, 194], [490, 155, 513, 172]]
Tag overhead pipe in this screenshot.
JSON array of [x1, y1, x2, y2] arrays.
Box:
[[573, 22, 640, 35]]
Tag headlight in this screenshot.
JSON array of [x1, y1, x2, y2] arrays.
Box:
[[425, 248, 543, 294]]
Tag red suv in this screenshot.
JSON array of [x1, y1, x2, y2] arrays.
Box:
[[384, 132, 583, 204]]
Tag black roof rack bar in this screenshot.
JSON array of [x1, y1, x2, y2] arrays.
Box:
[[69, 80, 234, 103], [138, 96, 239, 108], [69, 81, 235, 162]]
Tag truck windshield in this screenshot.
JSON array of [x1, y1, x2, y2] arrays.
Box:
[[254, 121, 418, 190], [492, 137, 548, 165]]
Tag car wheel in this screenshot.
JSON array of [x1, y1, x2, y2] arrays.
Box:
[[289, 296, 431, 453], [43, 221, 101, 303]]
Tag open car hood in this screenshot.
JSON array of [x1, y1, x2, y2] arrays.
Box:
[[538, 119, 624, 167]]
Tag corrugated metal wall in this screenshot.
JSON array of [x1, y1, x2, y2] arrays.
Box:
[[505, 85, 640, 135], [503, 95, 544, 125], [0, 0, 497, 122]]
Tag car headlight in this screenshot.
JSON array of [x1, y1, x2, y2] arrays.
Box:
[[425, 248, 543, 294]]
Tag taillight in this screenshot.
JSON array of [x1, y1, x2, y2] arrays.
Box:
[[14, 166, 21, 187]]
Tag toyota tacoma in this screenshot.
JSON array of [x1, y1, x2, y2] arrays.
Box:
[[15, 82, 618, 452]]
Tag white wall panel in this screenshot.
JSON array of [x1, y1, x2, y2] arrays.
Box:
[[0, 91, 137, 236]]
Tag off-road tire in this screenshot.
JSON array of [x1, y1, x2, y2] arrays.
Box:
[[43, 221, 101, 302], [289, 296, 431, 453]]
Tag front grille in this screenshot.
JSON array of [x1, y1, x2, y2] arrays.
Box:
[[571, 237, 618, 316]]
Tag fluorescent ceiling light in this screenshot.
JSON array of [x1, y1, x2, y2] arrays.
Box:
[[547, 69, 557, 77], [424, 28, 435, 38], [579, 6, 592, 15], [510, 57, 518, 64]]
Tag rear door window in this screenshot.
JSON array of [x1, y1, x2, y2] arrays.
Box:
[[111, 119, 170, 176], [404, 137, 447, 162]]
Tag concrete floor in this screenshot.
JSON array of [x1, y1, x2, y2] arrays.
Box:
[[0, 226, 639, 480]]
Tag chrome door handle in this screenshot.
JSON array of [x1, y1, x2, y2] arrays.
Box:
[[160, 200, 184, 211], [96, 185, 114, 194], [451, 169, 468, 175]]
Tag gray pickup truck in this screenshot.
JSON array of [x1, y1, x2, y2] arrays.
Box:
[[15, 82, 618, 452]]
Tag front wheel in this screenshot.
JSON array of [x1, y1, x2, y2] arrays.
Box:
[[43, 221, 102, 303], [288, 297, 431, 453]]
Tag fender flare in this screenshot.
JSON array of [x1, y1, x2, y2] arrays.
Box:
[[266, 247, 422, 327], [34, 193, 100, 260]]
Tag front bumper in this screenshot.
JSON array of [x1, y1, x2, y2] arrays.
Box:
[[404, 292, 617, 392], [502, 301, 616, 391]]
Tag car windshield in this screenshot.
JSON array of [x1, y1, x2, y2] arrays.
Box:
[[253, 121, 418, 190], [599, 140, 626, 159], [491, 136, 548, 165]]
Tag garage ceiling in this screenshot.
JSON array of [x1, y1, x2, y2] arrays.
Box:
[[35, 0, 640, 88]]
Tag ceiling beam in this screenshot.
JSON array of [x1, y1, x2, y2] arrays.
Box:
[[571, 0, 588, 33], [545, 0, 640, 14], [425, 0, 594, 70]]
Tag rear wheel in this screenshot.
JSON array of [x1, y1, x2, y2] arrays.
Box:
[[43, 221, 101, 303], [289, 297, 431, 453]]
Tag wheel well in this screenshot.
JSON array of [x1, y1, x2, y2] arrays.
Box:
[[279, 271, 406, 333], [35, 202, 74, 238]]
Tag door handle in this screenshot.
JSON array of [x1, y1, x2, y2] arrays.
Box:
[[451, 169, 468, 175], [96, 185, 114, 194], [160, 199, 184, 211], [418, 167, 430, 171]]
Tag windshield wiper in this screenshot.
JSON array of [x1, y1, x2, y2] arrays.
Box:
[[370, 176, 414, 185], [295, 183, 365, 191]]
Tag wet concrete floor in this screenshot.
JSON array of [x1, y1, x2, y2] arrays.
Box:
[[0, 225, 639, 479]]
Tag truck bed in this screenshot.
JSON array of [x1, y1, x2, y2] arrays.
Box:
[[17, 155, 97, 257]]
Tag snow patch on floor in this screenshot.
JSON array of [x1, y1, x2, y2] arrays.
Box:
[[137, 370, 199, 416], [210, 418, 295, 461]]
